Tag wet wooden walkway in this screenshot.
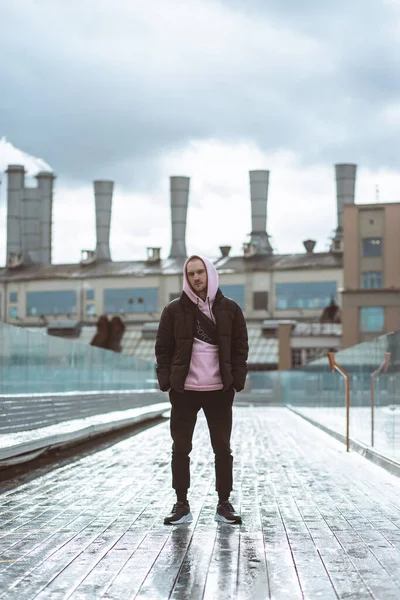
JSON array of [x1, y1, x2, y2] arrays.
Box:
[[2, 406, 400, 599]]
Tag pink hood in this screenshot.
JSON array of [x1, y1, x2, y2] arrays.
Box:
[[183, 255, 219, 308], [182, 255, 223, 391]]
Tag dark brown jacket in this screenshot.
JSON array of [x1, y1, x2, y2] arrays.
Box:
[[155, 289, 248, 393]]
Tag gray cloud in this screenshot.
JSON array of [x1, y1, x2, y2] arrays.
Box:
[[0, 0, 400, 190]]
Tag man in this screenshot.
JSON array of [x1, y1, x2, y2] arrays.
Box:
[[155, 255, 248, 525]]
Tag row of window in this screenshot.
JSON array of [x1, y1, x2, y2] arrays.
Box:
[[1, 288, 387, 335], [2, 281, 391, 323], [1, 283, 338, 317]]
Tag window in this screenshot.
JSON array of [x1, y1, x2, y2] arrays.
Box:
[[362, 237, 383, 257], [276, 282, 337, 310], [253, 291, 268, 311], [104, 288, 158, 313], [360, 307, 385, 333], [291, 348, 303, 367], [9, 306, 18, 319], [9, 291, 17, 303], [361, 272, 383, 289], [85, 304, 96, 316], [86, 289, 95, 300], [26, 291, 77, 316], [219, 285, 245, 309]]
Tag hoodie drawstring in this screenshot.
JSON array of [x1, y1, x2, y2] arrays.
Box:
[[208, 298, 216, 325]]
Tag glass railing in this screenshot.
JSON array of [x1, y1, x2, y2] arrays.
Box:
[[0, 322, 156, 394], [247, 330, 400, 462]]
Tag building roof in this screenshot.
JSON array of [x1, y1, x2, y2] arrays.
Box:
[[0, 251, 343, 283]]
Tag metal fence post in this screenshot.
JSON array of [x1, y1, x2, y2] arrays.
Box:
[[328, 352, 351, 452], [370, 352, 391, 447]]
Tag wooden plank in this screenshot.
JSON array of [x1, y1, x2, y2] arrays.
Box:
[[3, 407, 400, 599]]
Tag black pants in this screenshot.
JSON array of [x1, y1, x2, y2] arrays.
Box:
[[169, 388, 235, 498]]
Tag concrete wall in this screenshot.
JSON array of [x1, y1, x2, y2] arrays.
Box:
[[278, 323, 292, 370], [341, 306, 359, 348]]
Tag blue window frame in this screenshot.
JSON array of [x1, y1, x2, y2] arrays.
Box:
[[276, 282, 337, 310], [26, 291, 77, 316], [360, 307, 385, 333], [362, 237, 383, 257], [219, 285, 245, 309], [86, 289, 95, 300], [361, 272, 383, 289], [104, 288, 158, 313], [9, 291, 17, 303]]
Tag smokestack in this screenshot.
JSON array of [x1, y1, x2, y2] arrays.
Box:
[[6, 165, 25, 262], [21, 187, 41, 263], [249, 170, 273, 255], [36, 171, 55, 264], [169, 176, 189, 259], [334, 164, 357, 239], [94, 180, 113, 261]]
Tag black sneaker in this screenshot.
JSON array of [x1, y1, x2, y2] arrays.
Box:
[[164, 501, 193, 525], [215, 501, 242, 524]]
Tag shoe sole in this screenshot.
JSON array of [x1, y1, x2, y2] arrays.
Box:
[[215, 513, 242, 524], [164, 512, 193, 525]]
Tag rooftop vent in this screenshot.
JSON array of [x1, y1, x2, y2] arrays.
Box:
[[303, 239, 316, 254], [7, 252, 23, 269], [219, 245, 231, 258], [243, 242, 257, 258], [147, 247, 161, 263], [80, 249, 96, 265]]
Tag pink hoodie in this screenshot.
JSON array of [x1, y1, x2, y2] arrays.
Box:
[[183, 255, 223, 391]]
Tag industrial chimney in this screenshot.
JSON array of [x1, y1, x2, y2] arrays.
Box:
[[94, 180, 113, 261], [169, 176, 189, 259], [249, 170, 273, 255], [332, 164, 357, 252], [36, 171, 56, 264], [21, 186, 41, 263], [6, 165, 25, 265]]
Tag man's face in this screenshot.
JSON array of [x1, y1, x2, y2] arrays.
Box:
[[186, 258, 208, 297]]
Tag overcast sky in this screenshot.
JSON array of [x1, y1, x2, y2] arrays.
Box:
[[1, 0, 400, 265]]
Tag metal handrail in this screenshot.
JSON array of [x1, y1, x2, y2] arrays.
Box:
[[370, 352, 391, 447], [328, 352, 351, 452]]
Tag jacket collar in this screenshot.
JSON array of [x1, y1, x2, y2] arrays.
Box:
[[179, 288, 224, 308]]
